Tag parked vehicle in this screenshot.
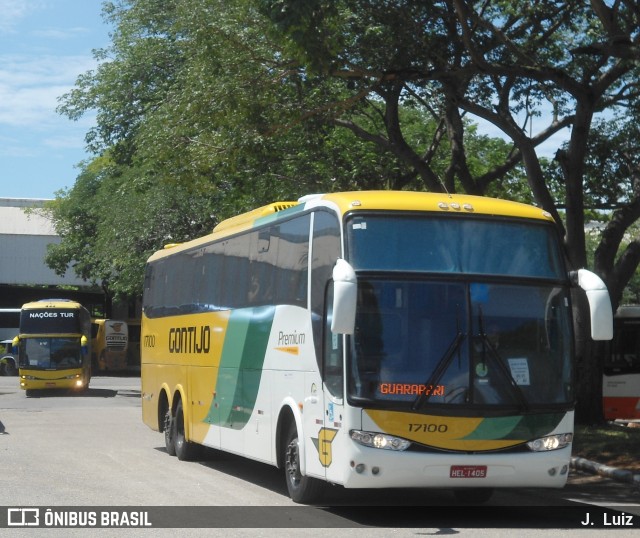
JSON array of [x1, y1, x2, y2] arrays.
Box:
[[0, 339, 17, 376]]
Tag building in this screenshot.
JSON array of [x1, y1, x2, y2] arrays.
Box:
[[0, 198, 88, 287], [0, 198, 105, 337]]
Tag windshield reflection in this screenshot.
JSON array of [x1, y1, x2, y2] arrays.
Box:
[[347, 279, 573, 410], [20, 338, 82, 370]]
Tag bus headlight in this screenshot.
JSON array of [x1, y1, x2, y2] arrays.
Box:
[[64, 374, 81, 380], [526, 433, 573, 452], [350, 430, 411, 451]]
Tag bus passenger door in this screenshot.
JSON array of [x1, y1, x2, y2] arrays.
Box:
[[307, 210, 344, 484], [321, 300, 346, 486], [302, 361, 344, 484], [304, 278, 345, 485]]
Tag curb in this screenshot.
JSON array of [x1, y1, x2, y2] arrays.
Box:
[[571, 457, 640, 488]]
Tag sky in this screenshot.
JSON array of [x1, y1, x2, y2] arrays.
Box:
[[0, 0, 110, 200]]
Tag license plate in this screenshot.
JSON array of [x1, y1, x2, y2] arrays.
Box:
[[45, 382, 56, 387], [450, 465, 487, 478]]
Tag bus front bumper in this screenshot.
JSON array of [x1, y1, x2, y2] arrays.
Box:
[[337, 444, 572, 490], [20, 372, 87, 391]]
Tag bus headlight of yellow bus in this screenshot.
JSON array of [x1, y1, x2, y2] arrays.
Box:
[[526, 433, 573, 452], [65, 374, 84, 387], [350, 430, 411, 451]]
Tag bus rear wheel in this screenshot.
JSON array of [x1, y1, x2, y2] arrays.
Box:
[[283, 422, 324, 504], [164, 407, 176, 456], [174, 399, 201, 461]]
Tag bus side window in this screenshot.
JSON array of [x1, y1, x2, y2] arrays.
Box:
[[202, 241, 225, 310], [273, 215, 310, 307]]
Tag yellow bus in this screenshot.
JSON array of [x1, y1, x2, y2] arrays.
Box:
[[16, 299, 91, 396], [0, 308, 21, 375], [141, 191, 612, 503], [91, 318, 129, 372]]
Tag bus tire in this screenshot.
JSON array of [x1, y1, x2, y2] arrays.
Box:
[[2, 359, 17, 376], [164, 407, 176, 456], [453, 488, 494, 504], [283, 422, 324, 504], [174, 399, 201, 461]]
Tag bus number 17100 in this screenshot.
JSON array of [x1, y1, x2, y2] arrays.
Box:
[[408, 423, 448, 433]]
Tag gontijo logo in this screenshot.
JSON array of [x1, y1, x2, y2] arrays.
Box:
[[168, 325, 211, 353]]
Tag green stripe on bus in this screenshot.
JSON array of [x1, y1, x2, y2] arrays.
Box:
[[213, 306, 275, 430], [461, 413, 565, 441]]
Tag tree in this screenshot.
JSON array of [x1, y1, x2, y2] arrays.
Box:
[[44, 155, 222, 303]]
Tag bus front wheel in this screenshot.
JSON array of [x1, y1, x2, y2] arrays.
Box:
[[283, 422, 324, 504]]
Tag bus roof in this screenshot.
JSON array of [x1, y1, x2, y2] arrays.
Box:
[[21, 299, 84, 310], [316, 191, 553, 220], [147, 191, 555, 263]]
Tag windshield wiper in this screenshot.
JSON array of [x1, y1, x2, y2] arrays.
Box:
[[476, 310, 530, 412], [412, 330, 465, 411]]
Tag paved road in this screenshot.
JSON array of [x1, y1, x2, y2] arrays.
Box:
[[0, 375, 638, 536]]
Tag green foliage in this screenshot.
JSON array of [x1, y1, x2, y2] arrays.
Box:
[[573, 424, 640, 471], [45, 155, 220, 300]]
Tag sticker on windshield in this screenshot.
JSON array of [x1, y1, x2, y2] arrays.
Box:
[[507, 357, 530, 385], [475, 363, 489, 377]]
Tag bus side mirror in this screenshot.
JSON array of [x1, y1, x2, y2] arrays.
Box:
[[12, 336, 19, 354], [81, 335, 89, 355], [331, 259, 357, 335], [571, 269, 613, 341]]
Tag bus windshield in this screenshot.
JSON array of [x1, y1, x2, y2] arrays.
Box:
[[347, 214, 564, 279], [20, 337, 82, 370], [348, 279, 573, 409], [346, 213, 572, 410]]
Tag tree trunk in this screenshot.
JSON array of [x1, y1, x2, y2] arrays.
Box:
[[572, 290, 606, 425]]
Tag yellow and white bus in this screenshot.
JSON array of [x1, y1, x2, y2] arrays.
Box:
[[16, 299, 91, 396], [91, 318, 129, 372], [141, 191, 612, 503]]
